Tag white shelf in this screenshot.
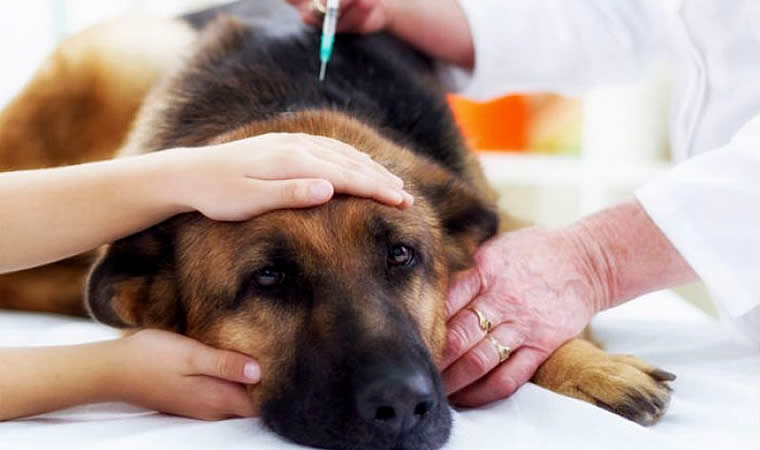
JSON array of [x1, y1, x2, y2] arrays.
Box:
[[478, 152, 670, 188]]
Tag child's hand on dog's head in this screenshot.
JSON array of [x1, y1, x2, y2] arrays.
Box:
[[114, 329, 261, 420], [0, 132, 409, 275], [158, 132, 413, 222]]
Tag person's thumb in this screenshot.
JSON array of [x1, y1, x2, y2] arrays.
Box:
[[446, 268, 483, 319], [192, 347, 262, 384], [250, 178, 334, 213]]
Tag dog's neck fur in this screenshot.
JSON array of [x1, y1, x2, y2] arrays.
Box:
[[213, 110, 400, 155], [210, 109, 443, 184]]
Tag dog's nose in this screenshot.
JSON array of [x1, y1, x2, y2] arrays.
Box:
[[356, 369, 437, 435]]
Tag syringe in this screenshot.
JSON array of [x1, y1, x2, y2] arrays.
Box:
[[318, 0, 340, 82]]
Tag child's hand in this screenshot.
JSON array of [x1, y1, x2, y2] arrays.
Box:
[[161, 132, 413, 221], [286, 0, 397, 34], [113, 330, 261, 420]]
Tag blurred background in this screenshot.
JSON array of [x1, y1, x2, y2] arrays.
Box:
[[0, 0, 714, 314]]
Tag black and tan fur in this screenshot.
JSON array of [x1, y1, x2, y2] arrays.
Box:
[[0, 2, 673, 449]]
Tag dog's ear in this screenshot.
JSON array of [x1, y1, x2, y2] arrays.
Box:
[[86, 226, 182, 331], [421, 176, 500, 271]]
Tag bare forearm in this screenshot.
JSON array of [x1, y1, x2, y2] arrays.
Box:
[[387, 0, 474, 69], [0, 342, 119, 420], [0, 154, 182, 274], [570, 200, 699, 312]]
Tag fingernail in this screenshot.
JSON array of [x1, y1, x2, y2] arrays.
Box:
[[389, 190, 404, 204], [403, 192, 415, 206], [309, 181, 333, 202], [244, 362, 261, 382]]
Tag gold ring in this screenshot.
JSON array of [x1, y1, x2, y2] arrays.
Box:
[[466, 306, 492, 333], [310, 0, 327, 14], [487, 336, 512, 363]]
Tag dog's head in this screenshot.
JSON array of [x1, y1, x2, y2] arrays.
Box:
[[86, 112, 498, 450]]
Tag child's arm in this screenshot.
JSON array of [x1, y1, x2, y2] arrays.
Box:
[[0, 330, 261, 421], [0, 133, 411, 274]]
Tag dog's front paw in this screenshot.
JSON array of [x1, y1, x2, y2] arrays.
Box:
[[533, 340, 675, 426], [573, 354, 675, 426]]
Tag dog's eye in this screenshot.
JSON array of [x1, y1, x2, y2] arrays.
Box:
[[388, 245, 416, 266], [254, 267, 286, 288]]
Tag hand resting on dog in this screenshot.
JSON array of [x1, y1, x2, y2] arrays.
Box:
[[0, 329, 260, 421], [0, 132, 411, 274]]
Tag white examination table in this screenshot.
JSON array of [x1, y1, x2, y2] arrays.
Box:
[[1, 291, 758, 450]]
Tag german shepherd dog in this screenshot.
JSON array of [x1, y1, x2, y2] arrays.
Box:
[[0, 1, 674, 449]]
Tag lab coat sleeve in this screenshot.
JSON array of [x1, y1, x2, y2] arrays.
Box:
[[440, 0, 665, 100], [636, 114, 760, 343]]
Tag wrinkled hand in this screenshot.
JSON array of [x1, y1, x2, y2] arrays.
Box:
[[441, 227, 607, 407], [286, 0, 397, 33], [163, 132, 411, 221], [113, 330, 261, 420]]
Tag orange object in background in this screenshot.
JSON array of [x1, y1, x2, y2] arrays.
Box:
[[447, 94, 529, 151]]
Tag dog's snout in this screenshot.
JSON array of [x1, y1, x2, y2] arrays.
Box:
[[264, 344, 451, 450], [356, 368, 438, 435]]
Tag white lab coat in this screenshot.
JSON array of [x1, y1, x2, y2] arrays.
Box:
[[443, 0, 760, 343]]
